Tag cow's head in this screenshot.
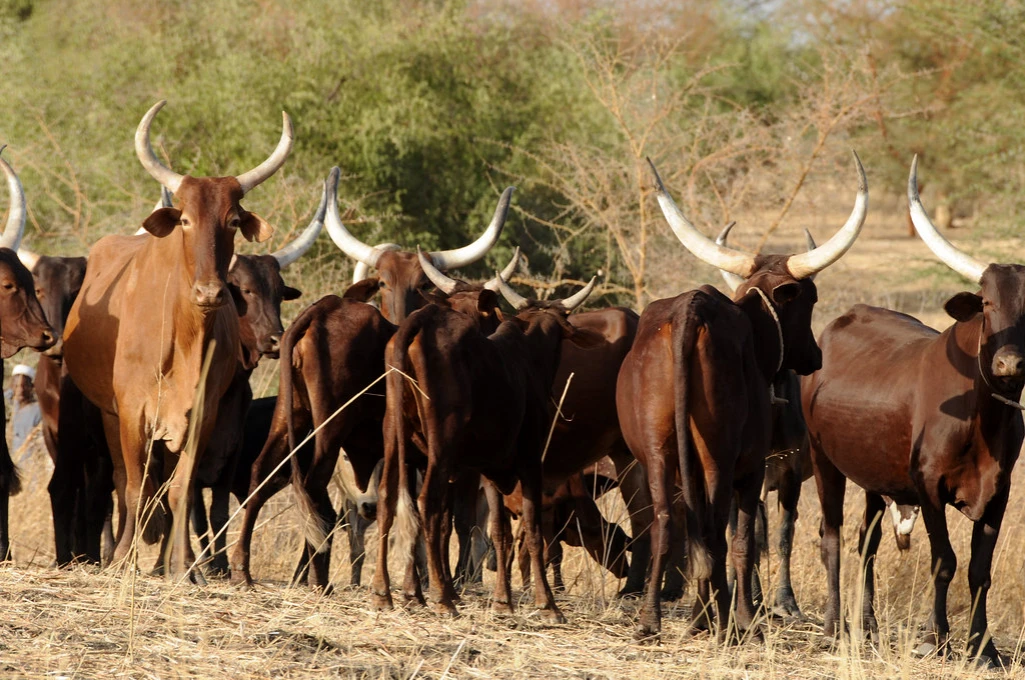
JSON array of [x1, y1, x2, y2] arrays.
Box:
[[134, 100, 291, 310], [17, 252, 86, 359], [494, 273, 605, 351], [649, 152, 868, 377], [0, 149, 57, 357], [226, 172, 328, 367], [909, 157, 1025, 393], [414, 246, 523, 334], [323, 169, 513, 324]]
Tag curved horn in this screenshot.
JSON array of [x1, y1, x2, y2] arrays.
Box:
[[353, 243, 401, 283], [271, 168, 334, 269], [714, 221, 745, 293], [235, 111, 294, 194], [416, 246, 459, 295], [135, 101, 184, 193], [494, 271, 531, 311], [648, 159, 757, 278], [907, 155, 985, 283], [554, 275, 598, 312], [483, 247, 522, 292], [0, 147, 26, 252], [154, 185, 173, 211], [324, 166, 383, 269], [429, 187, 514, 271], [785, 150, 869, 280]]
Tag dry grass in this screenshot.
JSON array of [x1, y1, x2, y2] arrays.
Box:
[[4, 187, 1025, 678]]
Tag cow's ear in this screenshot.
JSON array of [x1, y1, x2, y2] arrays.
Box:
[[142, 208, 180, 238], [771, 281, 802, 306], [343, 278, 381, 302], [239, 211, 274, 243], [476, 289, 499, 316], [944, 292, 983, 321], [228, 282, 248, 316], [282, 285, 302, 301]]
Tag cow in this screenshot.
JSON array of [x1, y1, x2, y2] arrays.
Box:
[[715, 223, 920, 618], [0, 147, 59, 559], [617, 153, 867, 639], [228, 173, 515, 589], [800, 157, 1021, 667], [370, 271, 598, 621], [189, 177, 327, 576], [62, 101, 292, 581], [495, 282, 649, 594]]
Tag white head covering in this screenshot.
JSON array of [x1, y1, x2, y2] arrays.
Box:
[[11, 364, 35, 381]]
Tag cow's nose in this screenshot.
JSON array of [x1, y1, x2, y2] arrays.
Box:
[[993, 352, 1025, 378], [359, 501, 377, 521], [191, 282, 227, 308], [40, 328, 56, 348], [268, 334, 281, 351]]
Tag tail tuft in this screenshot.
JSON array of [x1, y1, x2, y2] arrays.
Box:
[[390, 484, 420, 560]]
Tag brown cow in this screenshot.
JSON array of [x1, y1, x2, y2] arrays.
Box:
[[801, 157, 1020, 667], [62, 101, 291, 580], [229, 174, 515, 589], [371, 273, 598, 620], [617, 154, 866, 639], [0, 147, 59, 559]]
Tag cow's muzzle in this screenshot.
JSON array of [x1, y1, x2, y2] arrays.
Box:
[[261, 333, 282, 359], [992, 348, 1025, 386], [191, 281, 228, 308], [358, 500, 377, 522]]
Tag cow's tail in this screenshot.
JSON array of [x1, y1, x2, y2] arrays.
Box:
[[386, 317, 421, 563], [0, 442, 20, 497], [284, 303, 331, 554], [672, 302, 712, 581]]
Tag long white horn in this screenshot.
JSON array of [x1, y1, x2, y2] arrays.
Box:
[[804, 228, 817, 251], [429, 187, 514, 271], [235, 111, 294, 194], [906, 155, 985, 283], [0, 147, 26, 251], [416, 246, 459, 295], [272, 168, 333, 269], [554, 275, 598, 311], [714, 221, 745, 293], [135, 101, 184, 194], [353, 243, 401, 283], [785, 150, 868, 280], [483, 248, 522, 291], [494, 271, 530, 311], [324, 166, 383, 269], [648, 159, 756, 278]]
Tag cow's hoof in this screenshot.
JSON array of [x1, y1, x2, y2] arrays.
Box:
[[660, 587, 684, 602], [188, 568, 208, 587], [634, 622, 660, 641], [492, 601, 514, 615], [538, 607, 566, 624], [432, 602, 460, 618], [401, 591, 425, 607], [370, 592, 394, 611], [970, 644, 1007, 670]]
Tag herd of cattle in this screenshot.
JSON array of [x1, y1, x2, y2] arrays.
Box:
[[0, 101, 1021, 668]]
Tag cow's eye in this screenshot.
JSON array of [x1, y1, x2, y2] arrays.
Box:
[[241, 288, 252, 296], [229, 217, 241, 229], [2, 282, 15, 291], [180, 217, 191, 228]]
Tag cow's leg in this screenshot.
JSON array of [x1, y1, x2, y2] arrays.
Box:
[[100, 495, 115, 566], [452, 471, 480, 587], [107, 413, 159, 568], [547, 537, 565, 592], [483, 480, 514, 613], [0, 479, 10, 562], [611, 447, 652, 597], [292, 544, 313, 585], [206, 484, 230, 576], [344, 501, 367, 587], [811, 440, 846, 637], [515, 524, 530, 588], [637, 453, 671, 638], [228, 435, 292, 587], [419, 458, 457, 615], [304, 482, 338, 591], [370, 431, 400, 611], [520, 467, 565, 624], [731, 474, 765, 639], [163, 442, 204, 585], [913, 501, 955, 658], [401, 468, 426, 605], [772, 463, 803, 618], [966, 488, 1008, 667], [856, 492, 885, 637], [191, 484, 213, 569]]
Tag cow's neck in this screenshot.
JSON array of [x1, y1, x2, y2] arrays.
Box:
[[737, 289, 783, 382]]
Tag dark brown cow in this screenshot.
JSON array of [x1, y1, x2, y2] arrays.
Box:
[[0, 148, 59, 559], [62, 101, 291, 580], [617, 155, 866, 638], [496, 283, 649, 594], [371, 273, 597, 620], [229, 175, 514, 589], [801, 158, 1020, 666]]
